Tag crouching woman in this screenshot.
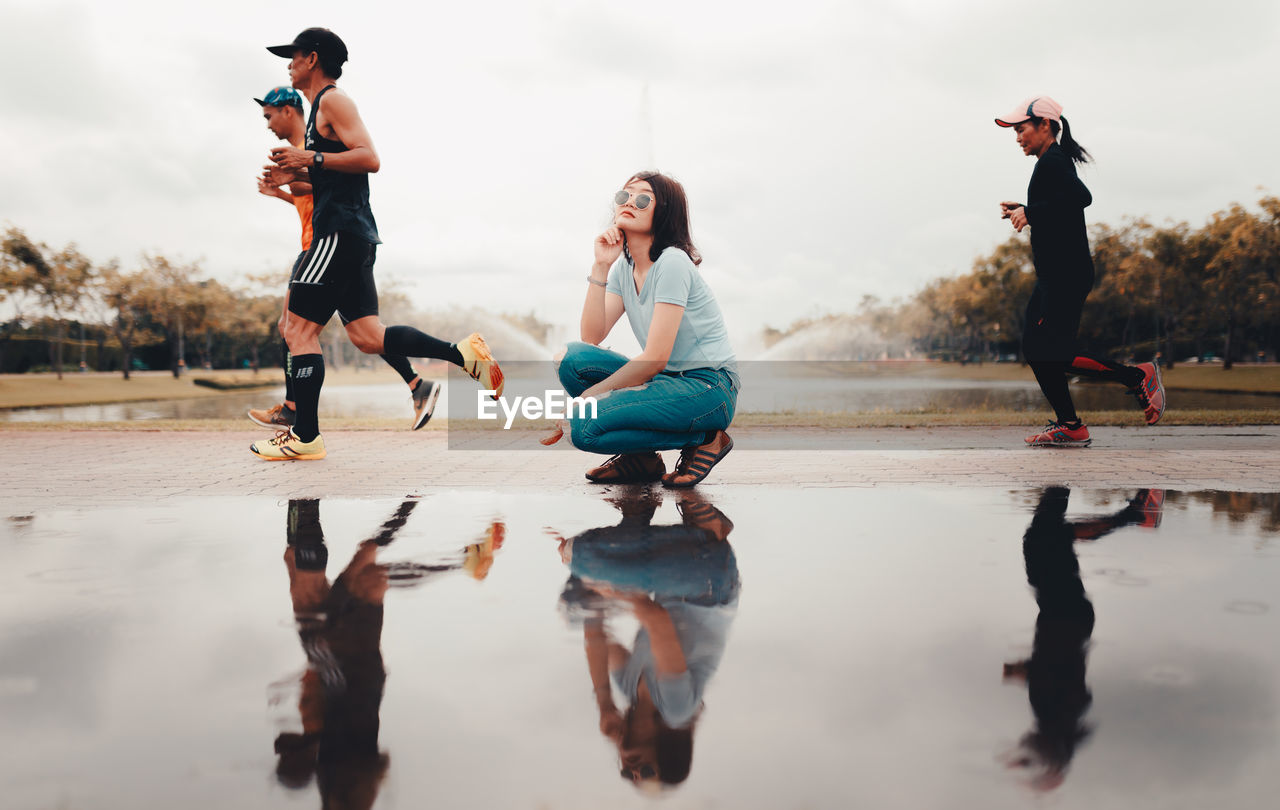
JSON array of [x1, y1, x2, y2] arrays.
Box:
[[554, 171, 739, 488]]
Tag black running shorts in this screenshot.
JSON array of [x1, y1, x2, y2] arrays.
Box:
[[287, 231, 380, 326], [288, 250, 308, 281]]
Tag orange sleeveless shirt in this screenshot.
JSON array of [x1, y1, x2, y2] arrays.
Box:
[[293, 192, 314, 250]]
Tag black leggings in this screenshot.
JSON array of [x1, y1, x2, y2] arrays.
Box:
[[1022, 284, 1143, 423]]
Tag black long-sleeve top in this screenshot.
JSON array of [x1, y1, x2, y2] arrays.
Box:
[[1022, 143, 1094, 294]]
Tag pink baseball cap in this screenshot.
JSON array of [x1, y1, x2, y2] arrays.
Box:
[[995, 96, 1063, 127]]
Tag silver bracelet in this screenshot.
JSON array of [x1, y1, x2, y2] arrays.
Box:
[[586, 276, 607, 288]]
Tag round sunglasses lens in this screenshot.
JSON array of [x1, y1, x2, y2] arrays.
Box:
[[634, 194, 652, 210], [614, 190, 630, 205]]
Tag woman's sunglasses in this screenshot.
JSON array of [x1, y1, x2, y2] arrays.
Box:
[[614, 189, 653, 210], [621, 763, 657, 781]]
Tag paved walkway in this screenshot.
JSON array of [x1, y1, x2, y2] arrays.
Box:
[[2, 426, 1277, 511]]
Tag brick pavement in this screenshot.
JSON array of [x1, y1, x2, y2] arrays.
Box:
[[2, 426, 1277, 511]]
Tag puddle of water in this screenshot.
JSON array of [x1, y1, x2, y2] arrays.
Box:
[[0, 488, 1277, 808]]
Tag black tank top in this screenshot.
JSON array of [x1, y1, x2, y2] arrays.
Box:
[[306, 85, 381, 245]]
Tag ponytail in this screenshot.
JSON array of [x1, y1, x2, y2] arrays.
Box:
[[1054, 116, 1092, 165]]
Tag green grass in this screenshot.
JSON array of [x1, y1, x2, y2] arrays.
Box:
[[0, 366, 435, 410]]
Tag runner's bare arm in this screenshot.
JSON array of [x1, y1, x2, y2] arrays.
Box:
[[258, 175, 293, 203], [319, 93, 379, 173], [269, 92, 380, 174]]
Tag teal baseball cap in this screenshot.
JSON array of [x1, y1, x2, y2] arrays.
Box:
[[254, 86, 303, 110]]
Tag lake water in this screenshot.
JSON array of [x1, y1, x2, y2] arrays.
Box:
[[3, 364, 1276, 423], [1, 487, 1277, 808]]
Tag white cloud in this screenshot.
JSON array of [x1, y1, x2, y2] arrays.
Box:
[[2, 0, 1277, 354]]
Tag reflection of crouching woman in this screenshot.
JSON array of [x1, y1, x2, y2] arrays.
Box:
[[555, 171, 739, 488], [557, 492, 740, 788]]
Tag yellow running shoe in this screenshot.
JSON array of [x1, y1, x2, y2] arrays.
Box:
[[463, 521, 506, 580], [457, 333, 504, 399], [251, 429, 327, 461]]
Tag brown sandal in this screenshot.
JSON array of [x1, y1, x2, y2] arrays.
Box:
[[585, 452, 665, 483], [662, 431, 733, 488], [676, 493, 734, 540]]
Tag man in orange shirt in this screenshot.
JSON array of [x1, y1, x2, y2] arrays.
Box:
[[251, 86, 439, 431]]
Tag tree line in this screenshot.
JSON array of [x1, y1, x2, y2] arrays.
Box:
[[0, 227, 430, 378], [8, 195, 1279, 377], [1, 227, 288, 378], [765, 197, 1280, 369], [0, 226, 556, 378]]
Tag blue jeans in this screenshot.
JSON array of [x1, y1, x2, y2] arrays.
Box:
[[557, 342, 739, 455]]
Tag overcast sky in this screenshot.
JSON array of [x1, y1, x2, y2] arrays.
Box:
[[3, 0, 1279, 355]]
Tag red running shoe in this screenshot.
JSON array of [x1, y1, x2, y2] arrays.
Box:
[[1025, 422, 1091, 448], [1130, 362, 1166, 425], [1130, 489, 1166, 529]]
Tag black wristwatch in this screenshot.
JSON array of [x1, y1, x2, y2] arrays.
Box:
[[312, 152, 324, 170]]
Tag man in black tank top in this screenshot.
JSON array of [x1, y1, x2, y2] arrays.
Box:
[[250, 86, 438, 435], [252, 28, 505, 462]]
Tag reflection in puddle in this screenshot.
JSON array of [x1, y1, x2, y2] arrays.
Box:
[[269, 499, 503, 807], [1223, 600, 1270, 615], [26, 567, 105, 584], [551, 489, 738, 790], [1, 488, 1278, 808], [1002, 487, 1163, 793]]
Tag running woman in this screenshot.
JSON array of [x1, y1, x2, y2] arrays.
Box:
[[249, 86, 439, 433], [252, 28, 503, 461], [549, 172, 738, 487], [995, 96, 1165, 447]]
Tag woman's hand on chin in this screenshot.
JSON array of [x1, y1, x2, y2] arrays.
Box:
[[594, 226, 626, 268]]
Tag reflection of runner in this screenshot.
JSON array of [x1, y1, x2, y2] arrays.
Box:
[[995, 97, 1165, 447], [252, 28, 503, 461], [549, 172, 738, 488], [249, 87, 437, 433], [272, 498, 405, 807], [272, 499, 504, 805], [1002, 487, 1164, 791], [551, 490, 739, 788]]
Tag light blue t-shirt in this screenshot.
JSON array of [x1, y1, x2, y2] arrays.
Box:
[[612, 600, 739, 728], [606, 247, 737, 373]]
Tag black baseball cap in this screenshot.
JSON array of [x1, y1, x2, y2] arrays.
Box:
[[266, 28, 348, 66]]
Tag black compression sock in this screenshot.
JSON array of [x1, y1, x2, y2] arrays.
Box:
[[287, 499, 325, 545], [283, 340, 294, 403], [380, 353, 418, 385], [384, 325, 465, 366], [445, 343, 464, 367], [291, 353, 325, 442]]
